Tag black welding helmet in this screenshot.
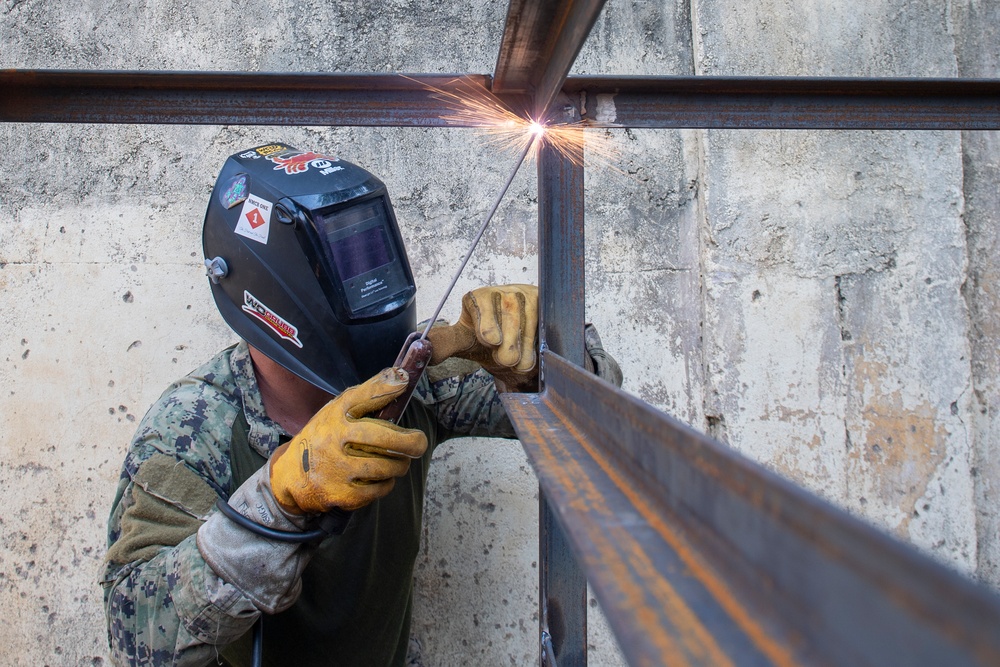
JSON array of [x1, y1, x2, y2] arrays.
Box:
[[203, 143, 417, 395]]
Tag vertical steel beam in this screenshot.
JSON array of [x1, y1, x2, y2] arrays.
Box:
[[538, 138, 586, 365], [537, 130, 587, 665]]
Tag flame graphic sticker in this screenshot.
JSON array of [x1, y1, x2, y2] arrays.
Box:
[[268, 150, 339, 175]]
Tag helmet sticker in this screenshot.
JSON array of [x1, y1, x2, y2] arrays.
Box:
[[221, 174, 249, 209], [267, 149, 345, 176], [242, 290, 304, 348], [252, 144, 290, 158], [234, 194, 273, 245]]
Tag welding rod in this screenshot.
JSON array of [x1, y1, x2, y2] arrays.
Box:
[[376, 134, 539, 425], [418, 134, 539, 340]]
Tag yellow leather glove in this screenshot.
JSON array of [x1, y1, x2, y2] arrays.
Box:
[[426, 284, 539, 392], [269, 368, 429, 514]]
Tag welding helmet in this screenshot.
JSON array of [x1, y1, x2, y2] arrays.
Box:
[[202, 143, 417, 396]]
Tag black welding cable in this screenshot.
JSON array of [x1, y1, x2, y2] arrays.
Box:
[[214, 499, 350, 667], [252, 618, 264, 667], [214, 498, 350, 543]]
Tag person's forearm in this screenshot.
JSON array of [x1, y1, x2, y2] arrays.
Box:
[[415, 367, 513, 438], [104, 535, 259, 666]]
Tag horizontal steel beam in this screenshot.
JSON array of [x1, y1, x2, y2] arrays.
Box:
[[502, 351, 1000, 667], [3, 71, 999, 130], [0, 70, 530, 126], [567, 76, 1000, 129]]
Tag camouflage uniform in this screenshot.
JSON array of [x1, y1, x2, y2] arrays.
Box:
[[102, 327, 621, 667], [101, 341, 513, 666]]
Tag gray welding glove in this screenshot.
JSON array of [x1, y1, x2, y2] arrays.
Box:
[[196, 465, 315, 615], [584, 323, 624, 388]]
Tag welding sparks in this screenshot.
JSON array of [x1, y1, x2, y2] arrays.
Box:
[[412, 75, 619, 170], [403, 76, 621, 343], [434, 78, 547, 158]]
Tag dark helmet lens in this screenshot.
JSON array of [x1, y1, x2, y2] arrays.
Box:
[[313, 198, 412, 317], [324, 204, 395, 281]]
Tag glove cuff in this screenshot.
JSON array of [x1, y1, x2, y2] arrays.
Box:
[[196, 464, 316, 614], [584, 323, 624, 388]]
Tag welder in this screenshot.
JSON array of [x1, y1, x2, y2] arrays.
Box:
[[100, 144, 622, 666]]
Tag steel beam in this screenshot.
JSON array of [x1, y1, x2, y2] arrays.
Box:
[[493, 0, 560, 93], [537, 132, 586, 365], [536, 120, 588, 666], [566, 75, 1000, 129], [502, 352, 1000, 667], [493, 0, 607, 119], [5, 70, 999, 131], [0, 70, 531, 127]]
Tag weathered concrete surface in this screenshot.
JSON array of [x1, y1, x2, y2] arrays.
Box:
[[1, 1, 999, 665], [0, 1, 625, 665], [691, 0, 983, 574], [952, 0, 1000, 589]]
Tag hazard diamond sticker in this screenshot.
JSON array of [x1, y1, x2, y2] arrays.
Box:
[[234, 194, 273, 245]]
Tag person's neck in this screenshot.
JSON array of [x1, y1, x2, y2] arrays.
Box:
[[248, 346, 333, 435]]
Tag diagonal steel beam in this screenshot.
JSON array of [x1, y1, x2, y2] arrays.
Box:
[[565, 76, 1000, 129], [0, 70, 531, 127], [493, 0, 559, 94], [493, 0, 607, 119], [502, 351, 1000, 667]]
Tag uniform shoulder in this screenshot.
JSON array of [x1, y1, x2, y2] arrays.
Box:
[[124, 347, 243, 496]]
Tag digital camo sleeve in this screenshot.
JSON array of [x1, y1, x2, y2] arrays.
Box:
[[101, 450, 259, 667], [414, 358, 516, 439], [413, 324, 624, 441]]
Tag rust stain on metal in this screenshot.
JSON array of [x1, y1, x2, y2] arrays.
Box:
[[542, 399, 800, 667], [516, 412, 695, 665]]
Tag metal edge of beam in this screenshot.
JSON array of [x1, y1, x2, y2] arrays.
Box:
[[0, 70, 531, 126], [492, 0, 607, 115], [531, 0, 607, 120], [536, 116, 588, 665], [537, 130, 586, 364], [4, 70, 999, 130], [503, 351, 1000, 667], [493, 0, 557, 93], [565, 75, 1000, 129]]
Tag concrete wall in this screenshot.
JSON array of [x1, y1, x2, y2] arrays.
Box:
[[0, 1, 997, 665]]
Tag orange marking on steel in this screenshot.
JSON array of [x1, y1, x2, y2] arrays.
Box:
[[537, 398, 800, 667], [517, 409, 731, 666]]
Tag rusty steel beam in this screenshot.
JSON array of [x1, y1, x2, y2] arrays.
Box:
[[537, 123, 588, 665], [5, 70, 999, 131], [493, 0, 606, 119], [0, 70, 531, 127], [493, 0, 559, 93], [502, 352, 1000, 667], [566, 75, 1000, 129]]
